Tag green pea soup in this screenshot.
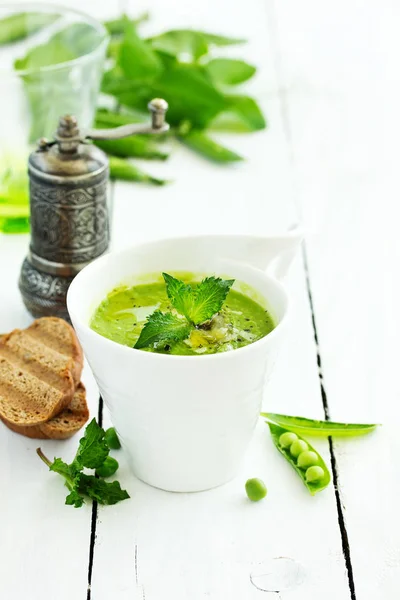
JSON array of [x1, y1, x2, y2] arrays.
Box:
[[90, 272, 275, 355]]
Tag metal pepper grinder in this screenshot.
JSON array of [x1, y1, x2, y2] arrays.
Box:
[[19, 98, 169, 321]]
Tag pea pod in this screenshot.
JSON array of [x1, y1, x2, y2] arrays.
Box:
[[262, 412, 378, 438], [268, 423, 330, 495], [94, 136, 168, 160], [109, 156, 168, 185], [178, 130, 243, 163]]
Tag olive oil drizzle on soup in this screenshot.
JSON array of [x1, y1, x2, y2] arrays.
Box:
[[91, 275, 275, 355]]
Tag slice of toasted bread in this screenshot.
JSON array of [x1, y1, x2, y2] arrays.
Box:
[[0, 317, 83, 427], [1, 383, 89, 439], [26, 317, 83, 385]]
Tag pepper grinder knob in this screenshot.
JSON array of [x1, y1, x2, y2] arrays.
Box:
[[148, 98, 169, 130]]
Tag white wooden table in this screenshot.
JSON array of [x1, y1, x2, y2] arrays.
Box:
[[1, 0, 398, 598]]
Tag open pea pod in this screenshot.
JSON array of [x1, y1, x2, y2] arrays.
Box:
[[262, 412, 378, 437], [267, 423, 331, 495]]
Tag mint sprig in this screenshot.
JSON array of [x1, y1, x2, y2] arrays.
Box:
[[134, 273, 234, 350], [37, 419, 129, 509], [134, 310, 192, 349]]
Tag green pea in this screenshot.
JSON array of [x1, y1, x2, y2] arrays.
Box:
[[95, 456, 119, 478], [105, 427, 121, 450], [245, 478, 268, 502], [279, 431, 298, 448], [290, 439, 308, 458], [297, 450, 318, 469], [306, 465, 325, 483]]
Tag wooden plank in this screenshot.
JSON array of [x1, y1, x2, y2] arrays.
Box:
[[90, 1, 351, 598], [271, 0, 400, 596]]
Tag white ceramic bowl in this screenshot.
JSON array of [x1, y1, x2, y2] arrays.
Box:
[[67, 233, 301, 492]]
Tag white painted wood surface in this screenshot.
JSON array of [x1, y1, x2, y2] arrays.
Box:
[[0, 0, 396, 598]]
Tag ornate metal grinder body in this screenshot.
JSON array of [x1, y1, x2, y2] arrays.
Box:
[[19, 99, 168, 320]]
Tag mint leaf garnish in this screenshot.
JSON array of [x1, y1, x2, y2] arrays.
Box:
[[163, 273, 234, 325], [134, 310, 192, 349], [72, 418, 109, 470], [65, 488, 85, 508], [78, 474, 130, 505], [188, 276, 234, 324], [36, 419, 130, 509], [133, 273, 235, 350], [162, 273, 195, 322]]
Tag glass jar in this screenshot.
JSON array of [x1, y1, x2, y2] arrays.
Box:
[[0, 3, 108, 232]]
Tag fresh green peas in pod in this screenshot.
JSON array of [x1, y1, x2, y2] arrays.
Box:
[[297, 451, 318, 469], [306, 466, 325, 483], [290, 439, 308, 458], [267, 423, 331, 495], [279, 431, 298, 448]]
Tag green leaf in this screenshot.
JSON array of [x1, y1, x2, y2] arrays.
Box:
[[224, 95, 266, 131], [189, 276, 235, 324], [209, 111, 257, 133], [73, 418, 109, 470], [108, 156, 168, 185], [50, 458, 75, 482], [163, 273, 234, 325], [65, 473, 85, 508], [205, 58, 256, 85], [104, 14, 129, 36], [148, 29, 245, 60], [118, 21, 162, 80], [162, 273, 195, 321], [78, 474, 130, 505], [134, 310, 192, 349], [148, 29, 209, 61], [262, 413, 379, 437], [0, 12, 60, 45], [199, 31, 246, 47], [104, 13, 149, 36], [178, 130, 243, 163], [150, 64, 226, 128]]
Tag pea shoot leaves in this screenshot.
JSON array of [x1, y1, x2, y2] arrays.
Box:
[[37, 419, 129, 509], [134, 273, 235, 350]]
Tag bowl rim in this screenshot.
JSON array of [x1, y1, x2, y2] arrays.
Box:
[[0, 2, 109, 77], [67, 235, 291, 362]]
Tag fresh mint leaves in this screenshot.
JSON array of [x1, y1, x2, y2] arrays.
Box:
[[37, 419, 129, 509], [72, 418, 109, 470], [163, 273, 234, 325], [134, 273, 234, 350], [99, 13, 266, 168], [134, 310, 192, 349]]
